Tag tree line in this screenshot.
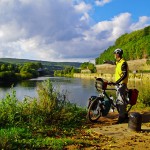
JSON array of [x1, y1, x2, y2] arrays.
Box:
[[0, 62, 43, 82], [96, 26, 150, 64], [54, 62, 96, 77]]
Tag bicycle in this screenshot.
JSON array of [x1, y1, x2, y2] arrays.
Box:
[[87, 77, 139, 122]]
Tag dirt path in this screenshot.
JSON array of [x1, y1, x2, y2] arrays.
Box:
[[87, 112, 150, 150], [65, 111, 150, 150]]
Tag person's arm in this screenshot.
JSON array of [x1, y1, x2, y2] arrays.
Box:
[[103, 60, 116, 65], [115, 62, 128, 84]]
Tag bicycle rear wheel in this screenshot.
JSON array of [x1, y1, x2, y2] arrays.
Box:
[[87, 98, 102, 122]]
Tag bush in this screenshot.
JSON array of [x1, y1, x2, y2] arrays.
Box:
[[35, 79, 86, 126], [0, 71, 18, 82], [0, 79, 86, 128], [146, 59, 150, 65], [0, 79, 87, 149], [0, 88, 20, 127], [20, 71, 33, 79]]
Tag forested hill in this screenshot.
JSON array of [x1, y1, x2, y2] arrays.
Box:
[[0, 58, 82, 70], [96, 26, 150, 64]]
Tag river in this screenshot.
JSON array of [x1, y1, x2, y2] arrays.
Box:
[[0, 76, 149, 107], [0, 77, 98, 107]]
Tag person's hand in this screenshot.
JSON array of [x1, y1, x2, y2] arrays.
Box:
[[108, 81, 116, 86]]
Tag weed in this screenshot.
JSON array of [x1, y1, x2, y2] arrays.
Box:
[[0, 79, 87, 149]]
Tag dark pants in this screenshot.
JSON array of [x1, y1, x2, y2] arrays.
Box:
[[116, 84, 128, 118]]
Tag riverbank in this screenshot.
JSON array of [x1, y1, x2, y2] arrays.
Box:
[[73, 73, 150, 80]]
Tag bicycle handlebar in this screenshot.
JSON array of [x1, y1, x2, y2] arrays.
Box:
[[95, 77, 117, 91]]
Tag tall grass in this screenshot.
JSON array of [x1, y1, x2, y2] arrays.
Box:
[[138, 83, 150, 107], [0, 79, 87, 149]]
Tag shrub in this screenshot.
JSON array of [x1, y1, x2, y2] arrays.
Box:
[[20, 71, 33, 79], [0, 88, 20, 127], [0, 79, 86, 128], [0, 79, 87, 149], [146, 59, 150, 65], [35, 79, 87, 126], [0, 71, 18, 82]]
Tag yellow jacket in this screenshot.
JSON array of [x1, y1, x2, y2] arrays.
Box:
[[115, 58, 129, 84]]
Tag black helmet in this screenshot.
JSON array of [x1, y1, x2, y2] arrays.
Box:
[[113, 48, 123, 55]]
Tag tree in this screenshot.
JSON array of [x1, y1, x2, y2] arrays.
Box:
[[80, 62, 96, 73], [7, 64, 15, 71], [96, 25, 150, 64], [1, 64, 7, 71]]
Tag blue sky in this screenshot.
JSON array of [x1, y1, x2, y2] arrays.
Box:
[[0, 0, 150, 62], [92, 0, 150, 22]]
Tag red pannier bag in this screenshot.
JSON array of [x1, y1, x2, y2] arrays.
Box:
[[128, 89, 139, 105]]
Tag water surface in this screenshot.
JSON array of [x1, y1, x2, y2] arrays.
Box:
[[0, 77, 149, 107]]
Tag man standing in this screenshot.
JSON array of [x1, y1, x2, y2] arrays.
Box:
[[110, 48, 129, 123]]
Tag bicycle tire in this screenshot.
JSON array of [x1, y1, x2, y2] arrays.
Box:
[[87, 98, 102, 122]]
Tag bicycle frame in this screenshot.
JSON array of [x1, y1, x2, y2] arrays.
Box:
[[99, 85, 132, 113], [97, 87, 117, 114], [102, 88, 116, 107]]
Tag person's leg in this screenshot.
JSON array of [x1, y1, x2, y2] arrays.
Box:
[[116, 84, 128, 123]]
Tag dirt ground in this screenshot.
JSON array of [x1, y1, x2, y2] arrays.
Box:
[[65, 111, 150, 150], [88, 112, 150, 150]]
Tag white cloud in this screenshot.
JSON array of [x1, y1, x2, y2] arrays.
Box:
[[85, 13, 131, 42], [74, 1, 91, 13], [130, 16, 150, 31], [0, 0, 150, 62], [95, 0, 112, 6]]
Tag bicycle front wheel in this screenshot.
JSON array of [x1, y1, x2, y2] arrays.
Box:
[[87, 98, 102, 122]]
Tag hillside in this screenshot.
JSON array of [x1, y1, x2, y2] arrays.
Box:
[[96, 26, 150, 64], [96, 59, 149, 74], [0, 58, 82, 71]]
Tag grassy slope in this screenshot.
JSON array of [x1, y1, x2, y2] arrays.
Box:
[[96, 59, 149, 74]]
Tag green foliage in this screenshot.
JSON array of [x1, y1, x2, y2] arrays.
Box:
[[0, 88, 20, 126], [54, 66, 80, 77], [80, 62, 96, 73], [96, 26, 150, 64], [1, 64, 7, 71], [20, 62, 41, 78], [20, 71, 33, 79], [0, 127, 31, 149], [0, 71, 17, 82], [36, 79, 86, 126], [0, 79, 87, 149], [80, 62, 89, 70], [87, 63, 96, 73], [0, 127, 74, 149], [0, 58, 82, 73], [146, 59, 150, 65], [0, 62, 43, 82], [137, 82, 150, 107]]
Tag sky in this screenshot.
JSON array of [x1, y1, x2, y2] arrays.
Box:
[[0, 0, 150, 63]]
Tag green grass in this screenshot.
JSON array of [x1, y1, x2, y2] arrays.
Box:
[[0, 127, 76, 149]]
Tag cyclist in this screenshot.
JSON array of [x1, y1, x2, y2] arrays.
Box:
[[108, 48, 129, 123]]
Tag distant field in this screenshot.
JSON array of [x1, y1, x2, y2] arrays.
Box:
[[96, 59, 149, 74]]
